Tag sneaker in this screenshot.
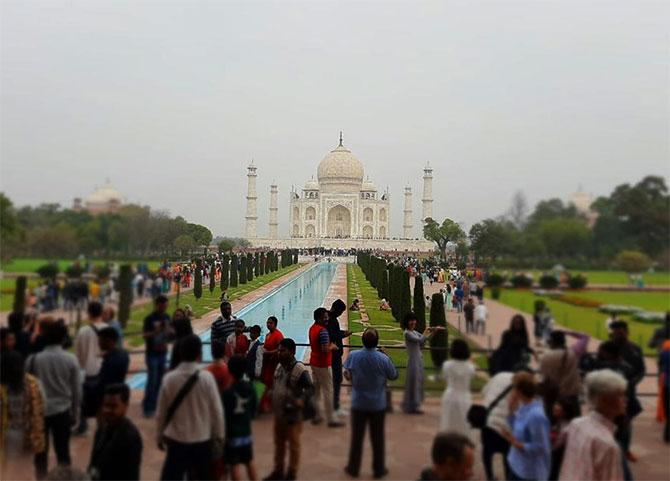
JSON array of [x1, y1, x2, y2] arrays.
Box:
[[336, 408, 350, 416], [344, 466, 359, 478]]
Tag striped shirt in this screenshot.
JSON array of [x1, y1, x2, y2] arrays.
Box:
[[210, 315, 237, 345]]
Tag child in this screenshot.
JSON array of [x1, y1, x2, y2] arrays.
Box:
[[548, 396, 580, 480], [226, 319, 250, 359], [223, 356, 258, 481]]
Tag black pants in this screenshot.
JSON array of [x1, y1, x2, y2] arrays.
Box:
[[664, 383, 670, 443], [346, 409, 385, 477], [160, 438, 212, 481], [332, 354, 343, 411], [35, 410, 72, 479], [481, 427, 510, 481]]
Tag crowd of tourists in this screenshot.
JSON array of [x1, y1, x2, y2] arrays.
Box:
[[1, 276, 669, 481]]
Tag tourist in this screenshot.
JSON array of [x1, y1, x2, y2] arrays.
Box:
[[658, 339, 670, 443], [210, 300, 238, 347], [379, 298, 390, 311], [548, 396, 581, 480], [0, 327, 16, 352], [489, 315, 534, 375], [7, 311, 31, 358], [88, 384, 142, 481], [440, 339, 476, 435], [648, 312, 670, 352], [223, 356, 258, 481], [328, 299, 352, 414], [264, 338, 315, 481], [480, 370, 515, 481], [206, 340, 233, 394], [27, 321, 81, 479], [142, 295, 170, 417], [502, 372, 551, 481], [558, 369, 627, 480], [102, 306, 123, 348], [343, 328, 398, 479], [0, 351, 46, 481], [226, 319, 251, 359], [246, 325, 264, 381], [168, 308, 194, 371], [74, 301, 106, 434], [308, 307, 343, 427], [419, 432, 475, 481], [473, 299, 488, 335], [401, 312, 443, 414], [539, 331, 582, 414], [260, 316, 284, 413], [463, 297, 475, 334], [444, 284, 453, 313], [156, 335, 224, 481], [454, 285, 464, 313], [350, 299, 360, 311]]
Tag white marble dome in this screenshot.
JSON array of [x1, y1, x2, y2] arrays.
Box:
[[86, 183, 122, 205], [317, 143, 364, 193]]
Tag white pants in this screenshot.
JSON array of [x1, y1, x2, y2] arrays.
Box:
[[311, 366, 335, 423]]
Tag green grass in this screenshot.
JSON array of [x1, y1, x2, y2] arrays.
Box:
[[347, 265, 486, 394], [567, 290, 670, 312], [525, 269, 670, 286], [497, 288, 660, 355], [123, 263, 303, 346], [0, 278, 41, 311], [1, 257, 162, 274]]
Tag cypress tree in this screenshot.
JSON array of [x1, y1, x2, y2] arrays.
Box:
[[209, 263, 216, 293], [429, 292, 448, 368], [413, 276, 426, 332], [379, 266, 389, 302], [389, 265, 400, 321], [194, 260, 203, 299], [230, 255, 238, 287], [118, 265, 133, 327], [12, 276, 27, 314], [259, 252, 265, 276], [239, 256, 247, 284], [254, 253, 260, 277], [221, 255, 230, 290], [247, 253, 254, 282], [293, 249, 298, 265]]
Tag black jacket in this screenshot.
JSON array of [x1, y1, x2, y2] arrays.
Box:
[[89, 418, 143, 480]]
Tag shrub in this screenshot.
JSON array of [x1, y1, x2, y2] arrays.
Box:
[[194, 260, 203, 299], [598, 304, 642, 315], [486, 273, 506, 287], [12, 276, 27, 314], [220, 255, 230, 290], [615, 250, 652, 273], [632, 311, 665, 324], [534, 299, 546, 313], [65, 263, 85, 279], [229, 255, 238, 287], [539, 274, 559, 289], [566, 273, 588, 289], [429, 293, 448, 368], [36, 263, 59, 280], [117, 265, 133, 327], [93, 264, 111, 280], [491, 286, 501, 300], [209, 263, 216, 293], [239, 256, 247, 284], [247, 253, 254, 282], [511, 273, 533, 288]]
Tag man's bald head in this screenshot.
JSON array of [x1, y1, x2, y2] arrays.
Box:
[[362, 328, 379, 349]]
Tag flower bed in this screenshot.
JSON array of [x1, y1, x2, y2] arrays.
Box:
[[598, 304, 643, 315], [555, 295, 602, 308], [632, 311, 666, 324]]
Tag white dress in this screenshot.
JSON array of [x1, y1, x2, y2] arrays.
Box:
[[440, 359, 476, 435]]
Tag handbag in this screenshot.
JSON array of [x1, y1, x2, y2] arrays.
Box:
[[159, 371, 200, 448], [467, 384, 513, 429]]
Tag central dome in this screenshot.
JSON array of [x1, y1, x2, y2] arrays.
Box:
[[317, 142, 364, 193]]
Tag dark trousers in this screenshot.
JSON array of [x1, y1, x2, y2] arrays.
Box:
[[332, 354, 343, 411], [143, 352, 166, 415], [663, 383, 670, 443], [35, 410, 72, 479], [346, 409, 385, 477], [160, 438, 212, 481], [481, 427, 510, 481]]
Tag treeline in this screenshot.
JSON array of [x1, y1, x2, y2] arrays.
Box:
[[216, 249, 298, 290], [0, 194, 213, 260], [467, 175, 670, 269], [357, 252, 448, 367]]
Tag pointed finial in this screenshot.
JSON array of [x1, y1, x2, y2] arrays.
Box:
[[339, 131, 343, 147]]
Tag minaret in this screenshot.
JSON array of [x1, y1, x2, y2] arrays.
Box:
[[245, 160, 258, 238], [422, 162, 433, 223], [269, 183, 278, 239], [403, 185, 413, 239]]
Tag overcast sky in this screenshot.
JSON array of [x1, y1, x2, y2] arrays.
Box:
[[2, 0, 668, 238]]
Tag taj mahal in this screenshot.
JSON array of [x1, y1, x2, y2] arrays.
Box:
[[246, 134, 434, 251]]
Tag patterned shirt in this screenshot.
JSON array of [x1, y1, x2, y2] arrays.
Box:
[[558, 411, 623, 481]]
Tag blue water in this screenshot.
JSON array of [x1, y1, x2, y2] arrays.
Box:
[[128, 262, 337, 388]]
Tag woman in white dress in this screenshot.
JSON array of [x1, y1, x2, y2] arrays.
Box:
[[440, 339, 476, 435]]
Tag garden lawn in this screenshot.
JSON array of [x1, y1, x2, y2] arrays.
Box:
[[1, 257, 162, 274], [347, 265, 486, 393], [0, 278, 40, 311], [567, 290, 670, 312], [497, 288, 660, 355], [123, 263, 303, 346], [526, 269, 670, 286]]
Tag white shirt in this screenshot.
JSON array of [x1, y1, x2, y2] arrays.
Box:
[[74, 321, 107, 377], [482, 371, 514, 434], [155, 362, 224, 444], [474, 304, 488, 322], [248, 338, 264, 378]]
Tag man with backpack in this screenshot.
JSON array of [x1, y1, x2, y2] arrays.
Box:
[[156, 335, 224, 481], [264, 338, 315, 481]]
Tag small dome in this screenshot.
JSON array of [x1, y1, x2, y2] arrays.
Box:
[[86, 183, 122, 204], [570, 190, 592, 213], [304, 178, 319, 190], [361, 178, 377, 192], [317, 141, 364, 194]]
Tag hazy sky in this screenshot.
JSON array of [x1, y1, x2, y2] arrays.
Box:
[[2, 0, 668, 238]]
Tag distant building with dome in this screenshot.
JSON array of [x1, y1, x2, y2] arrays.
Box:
[[246, 134, 435, 251], [73, 181, 123, 215]]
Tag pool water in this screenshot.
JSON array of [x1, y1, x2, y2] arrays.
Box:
[[128, 262, 337, 388]]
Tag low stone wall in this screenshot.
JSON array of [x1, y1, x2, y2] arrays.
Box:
[[248, 237, 435, 251]]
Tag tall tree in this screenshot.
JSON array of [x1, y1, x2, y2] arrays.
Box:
[[220, 255, 230, 290], [413, 275, 426, 332], [209, 263, 216, 293], [117, 264, 133, 327], [193, 259, 203, 300], [423, 218, 466, 259], [229, 255, 238, 287]]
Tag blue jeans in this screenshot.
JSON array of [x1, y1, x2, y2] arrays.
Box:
[[143, 352, 167, 415]]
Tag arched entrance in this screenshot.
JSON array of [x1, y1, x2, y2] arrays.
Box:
[[379, 226, 387, 238], [362, 225, 373, 239], [327, 205, 351, 238]]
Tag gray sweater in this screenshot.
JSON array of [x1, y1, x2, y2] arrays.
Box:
[[27, 345, 82, 417]]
